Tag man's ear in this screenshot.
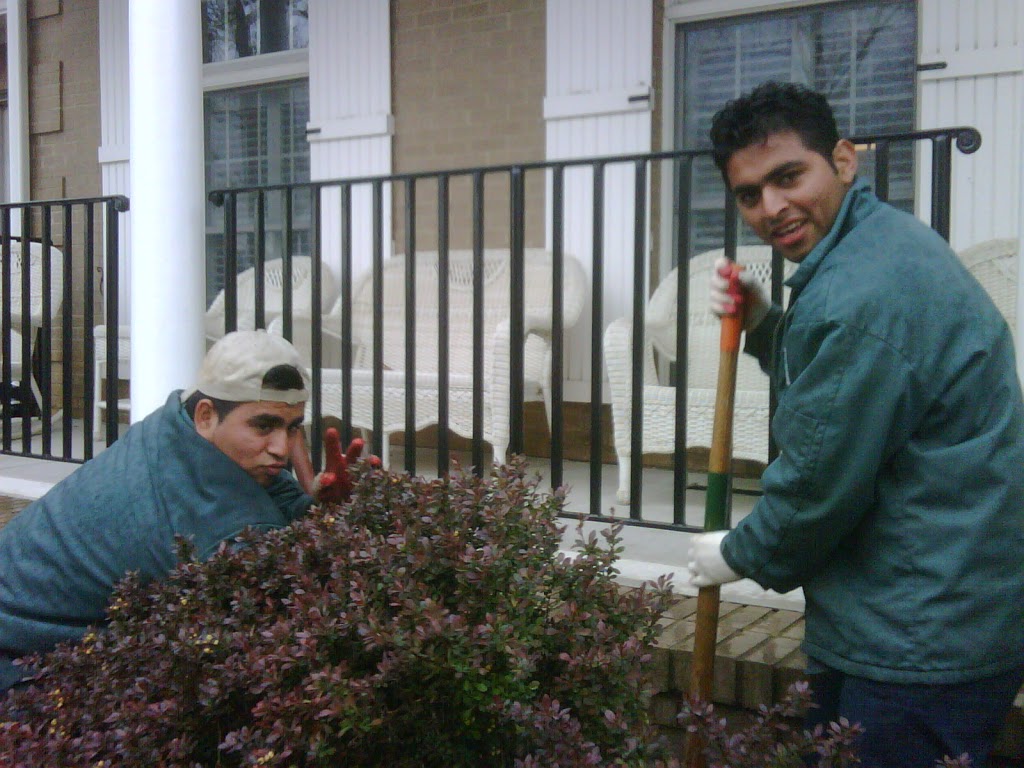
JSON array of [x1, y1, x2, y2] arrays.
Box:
[[193, 398, 219, 440], [832, 139, 858, 184]]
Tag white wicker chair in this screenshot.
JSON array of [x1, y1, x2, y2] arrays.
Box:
[[204, 256, 339, 344], [604, 246, 789, 503], [957, 238, 1018, 338], [1, 240, 64, 417], [310, 248, 588, 468], [92, 323, 131, 439]]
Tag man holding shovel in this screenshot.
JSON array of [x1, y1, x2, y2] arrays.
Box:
[[686, 81, 1024, 767]]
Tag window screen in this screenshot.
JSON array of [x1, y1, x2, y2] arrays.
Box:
[[675, 0, 917, 257]]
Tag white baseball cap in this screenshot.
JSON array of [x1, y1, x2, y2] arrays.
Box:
[[180, 329, 310, 405]]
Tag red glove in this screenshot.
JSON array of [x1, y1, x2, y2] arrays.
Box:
[[312, 428, 380, 504], [724, 262, 745, 310], [709, 255, 770, 330]]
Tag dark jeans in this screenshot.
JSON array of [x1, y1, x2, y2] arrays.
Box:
[[806, 664, 1024, 768]]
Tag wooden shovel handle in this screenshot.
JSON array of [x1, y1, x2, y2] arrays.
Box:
[[684, 263, 746, 767]]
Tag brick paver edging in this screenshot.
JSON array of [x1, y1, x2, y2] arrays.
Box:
[[649, 596, 807, 710], [645, 594, 1024, 760]]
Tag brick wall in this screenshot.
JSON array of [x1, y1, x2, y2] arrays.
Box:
[[387, 2, 689, 463], [391, 0, 546, 252], [28, 0, 101, 204]]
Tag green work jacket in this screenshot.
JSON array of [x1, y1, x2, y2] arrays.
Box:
[[0, 392, 312, 690], [722, 179, 1024, 684]]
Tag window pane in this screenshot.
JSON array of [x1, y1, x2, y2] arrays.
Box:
[[203, 0, 227, 63], [204, 80, 311, 303], [260, 0, 289, 54], [202, 0, 308, 63], [675, 0, 917, 256], [291, 0, 309, 49], [234, 0, 260, 59]]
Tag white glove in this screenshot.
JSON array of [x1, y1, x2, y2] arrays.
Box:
[[687, 531, 742, 587], [710, 256, 771, 331]]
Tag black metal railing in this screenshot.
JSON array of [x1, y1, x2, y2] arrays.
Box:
[[1, 195, 130, 462], [213, 126, 978, 531]]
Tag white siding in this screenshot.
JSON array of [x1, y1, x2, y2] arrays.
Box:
[[98, 0, 131, 319], [918, 0, 1023, 251], [545, 0, 653, 400], [546, 0, 653, 98], [307, 0, 392, 286]]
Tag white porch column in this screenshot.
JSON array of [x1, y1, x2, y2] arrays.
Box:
[[5, 0, 30, 206], [128, 2, 206, 420], [1018, 40, 1024, 384]]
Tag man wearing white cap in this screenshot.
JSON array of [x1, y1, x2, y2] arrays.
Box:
[[0, 330, 366, 692]]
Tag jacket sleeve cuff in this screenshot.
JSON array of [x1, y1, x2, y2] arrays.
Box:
[[720, 532, 745, 578], [721, 526, 803, 595]]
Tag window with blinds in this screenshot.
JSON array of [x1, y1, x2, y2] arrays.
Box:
[[204, 80, 311, 303], [674, 0, 917, 257]]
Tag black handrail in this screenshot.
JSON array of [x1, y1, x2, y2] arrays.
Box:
[[206, 127, 982, 196]]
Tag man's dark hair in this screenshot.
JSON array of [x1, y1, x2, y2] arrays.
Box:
[[261, 364, 305, 391], [184, 363, 305, 419], [709, 81, 841, 182]]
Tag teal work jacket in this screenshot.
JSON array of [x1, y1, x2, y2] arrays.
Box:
[[0, 392, 312, 689], [722, 179, 1024, 684]]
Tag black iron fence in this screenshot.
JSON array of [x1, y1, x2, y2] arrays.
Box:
[[1, 127, 981, 534], [0, 195, 129, 462], [208, 126, 981, 532]]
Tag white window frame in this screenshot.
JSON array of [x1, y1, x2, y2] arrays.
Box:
[[200, 17, 311, 203], [202, 76, 313, 299], [202, 35, 311, 301], [662, 0, 914, 152], [0, 99, 8, 204], [202, 48, 309, 94]]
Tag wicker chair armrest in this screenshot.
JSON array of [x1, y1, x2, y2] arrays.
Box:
[[603, 317, 659, 394], [488, 319, 553, 391]]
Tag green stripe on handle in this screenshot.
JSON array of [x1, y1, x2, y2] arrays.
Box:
[[704, 471, 731, 532]]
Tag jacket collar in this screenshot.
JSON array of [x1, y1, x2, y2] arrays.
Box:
[[785, 177, 880, 293]]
